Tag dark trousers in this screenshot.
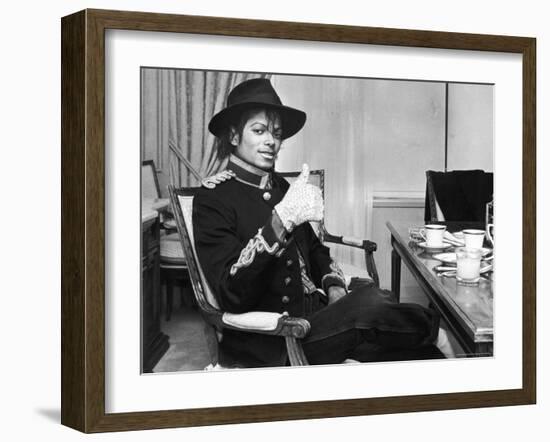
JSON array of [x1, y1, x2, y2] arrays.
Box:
[[302, 284, 443, 365]]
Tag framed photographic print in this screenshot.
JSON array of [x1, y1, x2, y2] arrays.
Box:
[[61, 9, 536, 433]]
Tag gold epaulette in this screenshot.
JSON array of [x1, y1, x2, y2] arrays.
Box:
[[201, 170, 236, 189]]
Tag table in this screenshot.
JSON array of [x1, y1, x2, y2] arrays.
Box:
[[387, 222, 493, 357], [142, 200, 170, 372]]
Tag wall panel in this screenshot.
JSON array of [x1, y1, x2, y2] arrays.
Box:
[[447, 83, 494, 172]]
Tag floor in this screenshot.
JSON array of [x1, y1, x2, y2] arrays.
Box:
[[152, 290, 213, 372], [152, 284, 464, 373]]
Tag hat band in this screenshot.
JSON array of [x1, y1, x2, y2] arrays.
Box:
[[229, 91, 282, 108]]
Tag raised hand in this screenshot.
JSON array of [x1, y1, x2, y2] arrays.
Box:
[[275, 164, 324, 232]]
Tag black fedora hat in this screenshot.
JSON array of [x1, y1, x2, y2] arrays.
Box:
[[208, 78, 306, 140]]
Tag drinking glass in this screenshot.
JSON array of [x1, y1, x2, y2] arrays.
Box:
[[456, 247, 482, 285]]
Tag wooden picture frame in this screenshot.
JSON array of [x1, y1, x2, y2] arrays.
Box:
[[61, 8, 536, 433]]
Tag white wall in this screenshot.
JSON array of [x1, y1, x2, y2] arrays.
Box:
[[275, 77, 448, 189], [2, 1, 547, 442], [448, 83, 494, 171]]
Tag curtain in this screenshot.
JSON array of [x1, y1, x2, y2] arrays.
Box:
[[141, 69, 271, 189]]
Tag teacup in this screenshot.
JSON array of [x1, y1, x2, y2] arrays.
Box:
[[424, 224, 446, 247], [463, 229, 485, 249]]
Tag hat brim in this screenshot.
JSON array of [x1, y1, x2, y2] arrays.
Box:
[[208, 102, 306, 140]]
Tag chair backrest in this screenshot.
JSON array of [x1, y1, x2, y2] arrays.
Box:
[[142, 160, 161, 200], [168, 186, 221, 316], [279, 169, 325, 238], [424, 169, 493, 223], [279, 169, 324, 194]]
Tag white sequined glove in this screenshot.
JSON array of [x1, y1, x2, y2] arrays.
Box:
[[275, 164, 324, 232]]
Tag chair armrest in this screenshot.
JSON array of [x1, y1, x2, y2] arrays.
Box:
[[222, 311, 282, 331], [321, 224, 380, 288], [323, 231, 377, 253], [221, 311, 310, 338]]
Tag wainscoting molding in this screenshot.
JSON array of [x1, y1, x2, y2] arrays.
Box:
[[366, 190, 426, 289]]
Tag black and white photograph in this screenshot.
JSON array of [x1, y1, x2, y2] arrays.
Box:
[[140, 68, 494, 374]]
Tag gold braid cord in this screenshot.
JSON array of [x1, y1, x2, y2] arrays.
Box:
[[230, 228, 280, 276]]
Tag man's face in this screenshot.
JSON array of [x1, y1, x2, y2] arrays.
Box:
[[232, 110, 282, 171]]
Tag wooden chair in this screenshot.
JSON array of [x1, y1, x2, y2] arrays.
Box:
[[168, 186, 311, 367], [279, 170, 380, 288], [142, 160, 191, 321]]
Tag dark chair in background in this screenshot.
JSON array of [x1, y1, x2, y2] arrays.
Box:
[[142, 160, 191, 321], [424, 169, 493, 226]]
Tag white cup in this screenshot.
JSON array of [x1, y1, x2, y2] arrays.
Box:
[[463, 229, 485, 249], [456, 247, 482, 284], [424, 224, 446, 247]]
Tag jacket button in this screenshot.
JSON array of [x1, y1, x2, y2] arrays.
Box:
[[263, 192, 271, 201], [282, 295, 290, 304], [286, 259, 293, 267], [284, 276, 292, 286]]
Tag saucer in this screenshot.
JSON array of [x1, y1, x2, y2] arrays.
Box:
[[417, 242, 453, 253], [432, 252, 458, 265], [452, 231, 465, 240], [433, 248, 493, 265], [480, 247, 492, 257]]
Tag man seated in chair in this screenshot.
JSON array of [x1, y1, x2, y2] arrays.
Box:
[[194, 78, 453, 367]]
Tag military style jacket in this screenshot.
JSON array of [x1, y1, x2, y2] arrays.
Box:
[[193, 155, 345, 366]]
